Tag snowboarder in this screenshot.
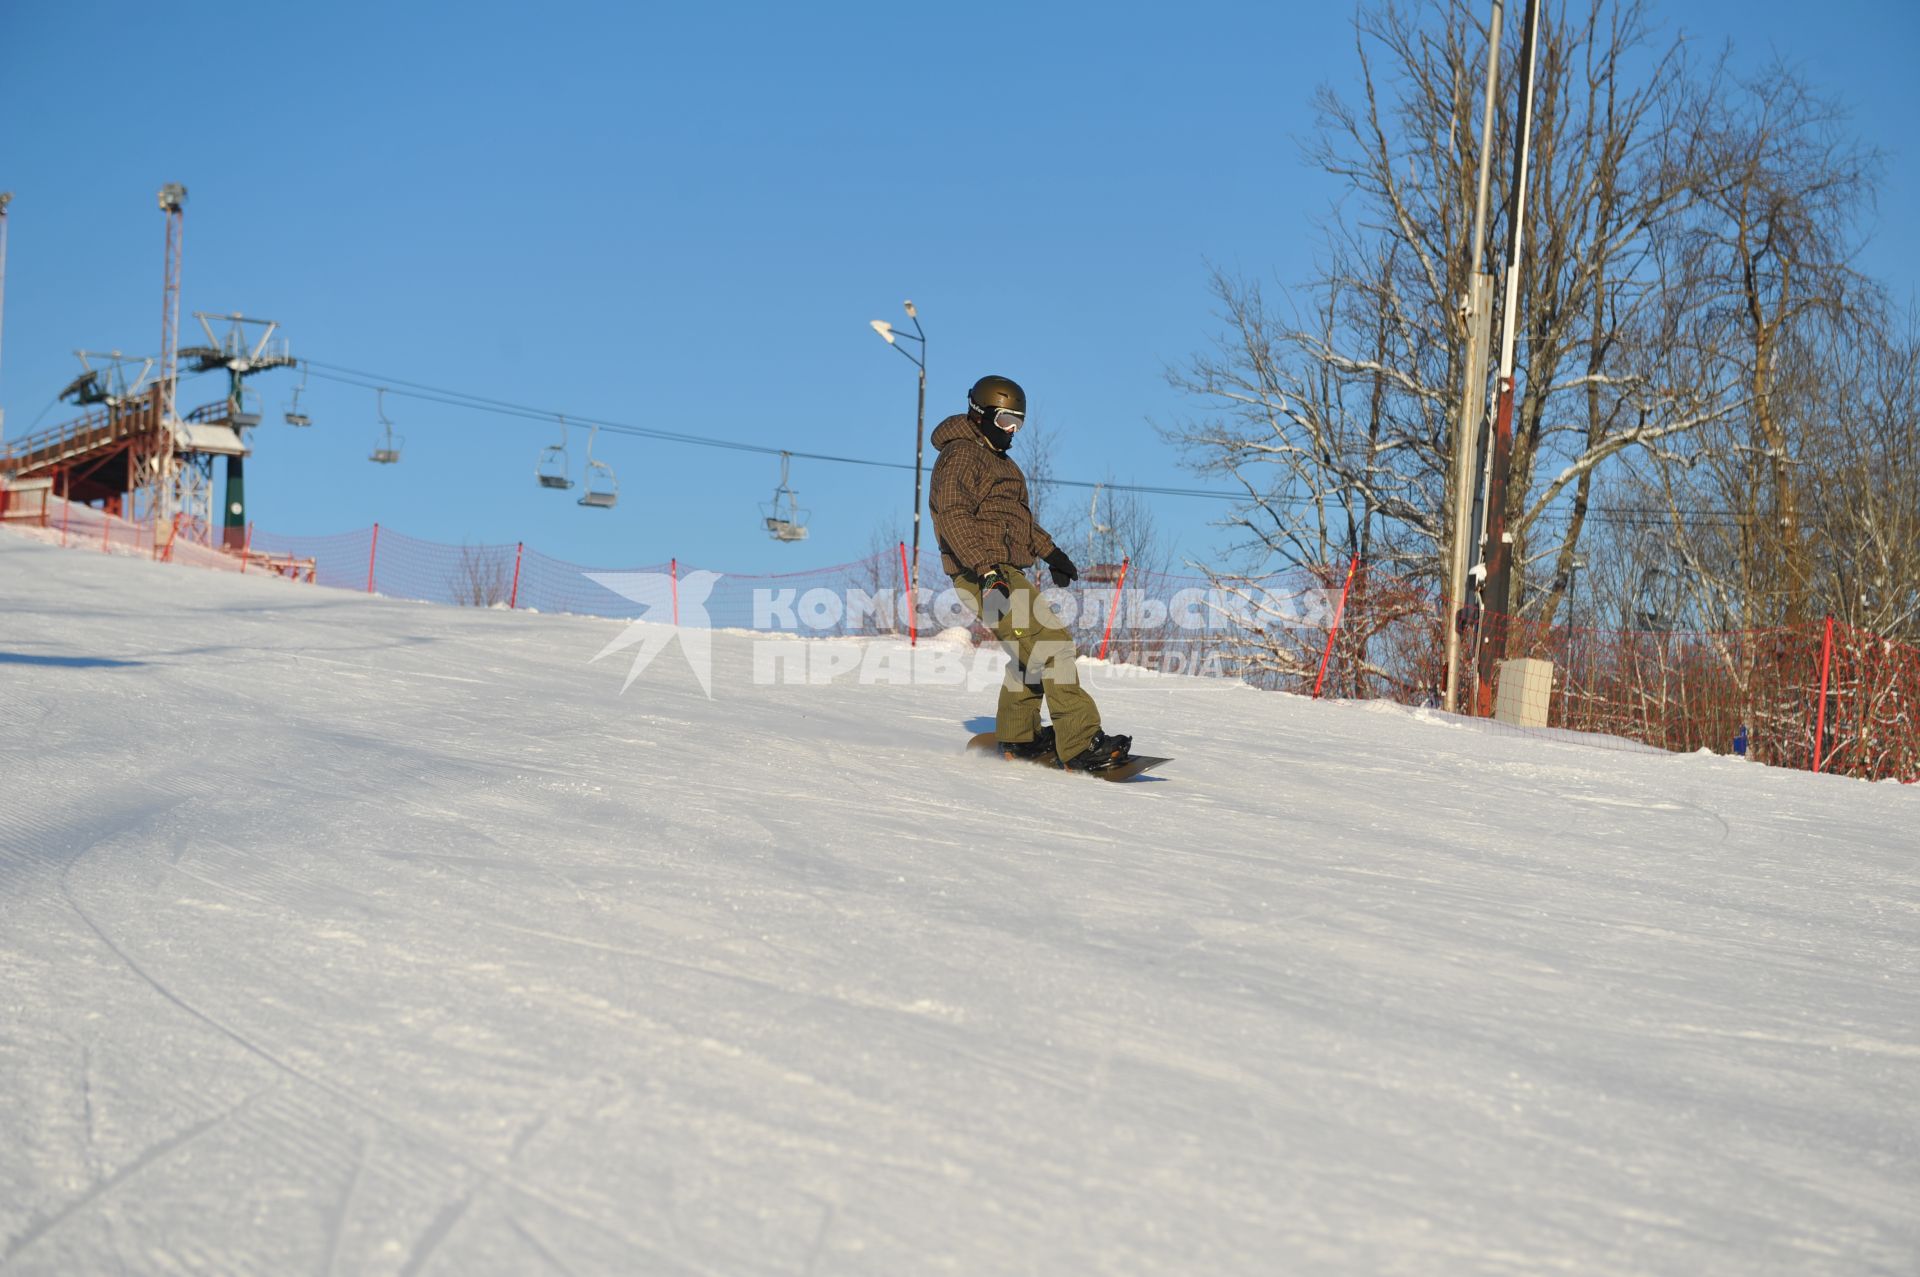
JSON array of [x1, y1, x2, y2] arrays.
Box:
[[929, 374, 1132, 771]]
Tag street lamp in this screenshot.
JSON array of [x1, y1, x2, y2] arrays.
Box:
[[1567, 553, 1587, 637], [869, 300, 926, 623], [1561, 551, 1589, 700]]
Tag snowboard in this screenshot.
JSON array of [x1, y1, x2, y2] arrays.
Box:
[[965, 732, 1171, 782]]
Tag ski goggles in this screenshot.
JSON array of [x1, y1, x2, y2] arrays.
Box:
[[971, 399, 1026, 434]]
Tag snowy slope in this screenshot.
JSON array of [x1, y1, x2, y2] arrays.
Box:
[[1, 531, 1915, 1276]]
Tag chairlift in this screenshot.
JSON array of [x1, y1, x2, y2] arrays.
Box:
[[577, 424, 617, 508], [537, 415, 575, 490], [369, 387, 403, 464], [285, 365, 311, 427], [1081, 484, 1122, 582], [761, 451, 810, 542], [230, 388, 264, 430]]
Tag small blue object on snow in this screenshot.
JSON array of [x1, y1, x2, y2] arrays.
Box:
[[1733, 724, 1749, 757]]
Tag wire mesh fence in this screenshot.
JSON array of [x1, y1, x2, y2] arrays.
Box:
[[8, 499, 1915, 785]]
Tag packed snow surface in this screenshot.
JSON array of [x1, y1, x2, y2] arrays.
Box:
[[1, 532, 1915, 1275]]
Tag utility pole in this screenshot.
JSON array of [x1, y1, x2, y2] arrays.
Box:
[[908, 300, 926, 609], [1442, 1, 1505, 714], [1474, 0, 1543, 712]]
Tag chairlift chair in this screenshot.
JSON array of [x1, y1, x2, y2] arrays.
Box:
[[577, 424, 618, 508], [230, 388, 263, 430], [369, 387, 403, 464], [537, 415, 575, 489], [285, 365, 311, 427], [761, 452, 809, 541], [1082, 485, 1118, 576]]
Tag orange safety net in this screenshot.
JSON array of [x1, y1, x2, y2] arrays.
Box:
[[11, 503, 1914, 784]]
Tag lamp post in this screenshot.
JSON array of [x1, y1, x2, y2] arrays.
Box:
[[1566, 553, 1587, 639], [870, 301, 927, 613], [1561, 552, 1588, 705]]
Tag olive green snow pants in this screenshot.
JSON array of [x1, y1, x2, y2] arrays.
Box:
[[954, 566, 1102, 761]]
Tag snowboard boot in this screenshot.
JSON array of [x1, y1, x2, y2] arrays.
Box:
[[999, 724, 1056, 762], [1062, 730, 1132, 772]]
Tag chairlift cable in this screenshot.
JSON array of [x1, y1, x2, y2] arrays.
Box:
[[293, 359, 1774, 519], [296, 360, 1245, 502]]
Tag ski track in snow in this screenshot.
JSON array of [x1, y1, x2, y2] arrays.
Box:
[[0, 531, 1916, 1275]]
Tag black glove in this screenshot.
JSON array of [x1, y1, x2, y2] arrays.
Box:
[[976, 565, 1013, 627], [1043, 547, 1079, 588]]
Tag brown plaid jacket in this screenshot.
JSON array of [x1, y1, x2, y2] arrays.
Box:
[[927, 414, 1056, 578]]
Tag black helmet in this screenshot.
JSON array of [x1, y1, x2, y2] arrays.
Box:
[[968, 375, 1026, 452], [968, 374, 1026, 418]]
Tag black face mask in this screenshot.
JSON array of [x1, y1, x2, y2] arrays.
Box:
[[972, 406, 1022, 453]]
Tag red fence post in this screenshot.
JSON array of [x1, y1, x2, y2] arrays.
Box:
[[1098, 557, 1130, 661], [59, 491, 70, 548], [240, 522, 253, 573], [1813, 614, 1835, 773], [671, 558, 679, 626], [899, 540, 917, 646], [1314, 555, 1362, 699], [366, 523, 380, 594], [509, 541, 524, 609]]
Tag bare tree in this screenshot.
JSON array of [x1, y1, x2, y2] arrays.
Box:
[[841, 516, 912, 636], [1649, 64, 1880, 628], [1018, 421, 1169, 579], [1166, 1, 1719, 611], [450, 542, 511, 607], [1811, 315, 1920, 640], [1016, 421, 1178, 666], [1166, 0, 1907, 725]]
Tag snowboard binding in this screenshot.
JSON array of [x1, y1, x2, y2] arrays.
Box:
[[1062, 730, 1133, 773]]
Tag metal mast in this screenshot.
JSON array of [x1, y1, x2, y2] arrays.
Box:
[[905, 300, 926, 611], [1474, 0, 1544, 710], [141, 183, 188, 531], [1442, 2, 1505, 713]]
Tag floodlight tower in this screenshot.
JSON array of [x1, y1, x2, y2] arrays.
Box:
[[134, 183, 188, 530]]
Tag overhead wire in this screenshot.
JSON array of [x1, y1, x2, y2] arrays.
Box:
[[299, 359, 1247, 502], [290, 358, 1779, 524]]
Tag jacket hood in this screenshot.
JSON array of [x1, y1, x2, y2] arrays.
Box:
[[931, 414, 982, 450]]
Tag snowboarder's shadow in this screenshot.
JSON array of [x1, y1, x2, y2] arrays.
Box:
[[0, 651, 145, 669]]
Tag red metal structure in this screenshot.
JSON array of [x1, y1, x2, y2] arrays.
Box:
[[0, 190, 290, 552]]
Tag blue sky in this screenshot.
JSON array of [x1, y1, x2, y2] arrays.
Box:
[[3, 1, 1915, 574]]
